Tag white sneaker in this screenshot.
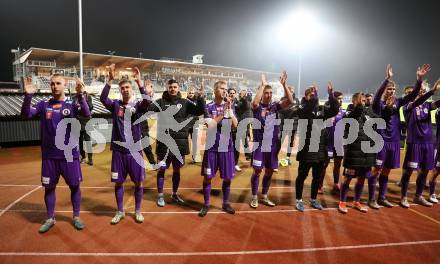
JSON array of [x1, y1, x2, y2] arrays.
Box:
[[134, 211, 144, 223], [235, 165, 242, 172], [428, 194, 439, 204], [111, 211, 125, 225], [249, 198, 258, 208]]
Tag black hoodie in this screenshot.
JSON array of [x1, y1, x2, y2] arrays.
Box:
[[149, 91, 205, 157]]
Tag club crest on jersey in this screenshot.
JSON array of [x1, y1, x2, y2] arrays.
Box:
[[423, 108, 428, 114], [176, 103, 182, 109], [62, 108, 71, 116]]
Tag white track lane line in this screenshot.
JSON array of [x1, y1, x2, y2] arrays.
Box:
[[0, 239, 439, 256], [0, 203, 421, 215], [0, 183, 419, 190], [0, 186, 41, 217]]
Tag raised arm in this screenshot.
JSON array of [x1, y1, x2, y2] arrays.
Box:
[[21, 77, 41, 119], [372, 64, 393, 115], [133, 67, 153, 112], [400, 64, 431, 106], [431, 79, 440, 110], [252, 74, 267, 110], [324, 81, 339, 119], [279, 70, 294, 109], [225, 97, 238, 128], [74, 77, 91, 117], [100, 64, 116, 111]]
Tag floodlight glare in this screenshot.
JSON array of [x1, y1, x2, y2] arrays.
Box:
[[277, 9, 322, 50]]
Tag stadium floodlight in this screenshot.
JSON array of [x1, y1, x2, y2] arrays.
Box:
[[276, 9, 322, 96]]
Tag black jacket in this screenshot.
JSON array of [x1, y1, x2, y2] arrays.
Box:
[[149, 91, 205, 157], [233, 97, 251, 121], [296, 95, 339, 162], [72, 92, 93, 130], [343, 104, 377, 168], [279, 95, 300, 131]]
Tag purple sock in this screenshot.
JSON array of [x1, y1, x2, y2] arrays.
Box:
[[69, 185, 81, 217], [378, 174, 388, 200], [222, 180, 231, 205], [416, 172, 428, 197], [251, 171, 260, 196], [401, 170, 412, 198], [134, 185, 143, 212], [354, 181, 364, 202], [115, 185, 124, 212], [203, 181, 211, 206], [172, 171, 180, 193], [368, 176, 377, 201], [340, 179, 351, 202], [44, 187, 56, 219], [157, 169, 165, 193], [429, 181, 437, 196], [262, 172, 273, 195]]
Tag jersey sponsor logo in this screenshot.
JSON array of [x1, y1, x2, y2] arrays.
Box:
[[52, 104, 62, 109], [42, 177, 50, 185], [62, 108, 71, 116], [376, 159, 383, 166], [253, 159, 262, 167], [111, 172, 119, 180], [408, 161, 418, 169], [117, 106, 124, 117], [45, 108, 53, 119]]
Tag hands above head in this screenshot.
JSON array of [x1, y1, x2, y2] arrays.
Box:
[[386, 64, 393, 80], [75, 77, 85, 94], [22, 76, 36, 94], [417, 64, 431, 81]]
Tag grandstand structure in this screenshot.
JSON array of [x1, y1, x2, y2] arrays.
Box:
[[11, 47, 279, 96], [0, 47, 281, 145]]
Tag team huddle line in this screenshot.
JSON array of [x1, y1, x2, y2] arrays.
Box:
[[19, 63, 440, 233]]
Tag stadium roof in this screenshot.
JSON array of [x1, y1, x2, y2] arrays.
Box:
[[14, 47, 278, 76]]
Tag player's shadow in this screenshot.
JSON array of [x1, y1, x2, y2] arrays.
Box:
[[14, 201, 73, 224], [271, 178, 294, 186], [80, 197, 115, 217]]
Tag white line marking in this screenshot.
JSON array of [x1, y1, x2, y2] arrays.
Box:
[[0, 239, 439, 256], [0, 183, 418, 190], [0, 186, 41, 217], [0, 204, 420, 215]]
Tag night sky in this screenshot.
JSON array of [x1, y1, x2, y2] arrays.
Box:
[[0, 0, 439, 94]]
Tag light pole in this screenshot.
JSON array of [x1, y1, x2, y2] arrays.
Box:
[[78, 0, 83, 80], [277, 9, 321, 98]]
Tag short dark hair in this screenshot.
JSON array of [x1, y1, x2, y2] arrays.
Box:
[[333, 91, 343, 98], [168, 79, 179, 85], [365, 93, 372, 97], [228, 88, 236, 93]]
